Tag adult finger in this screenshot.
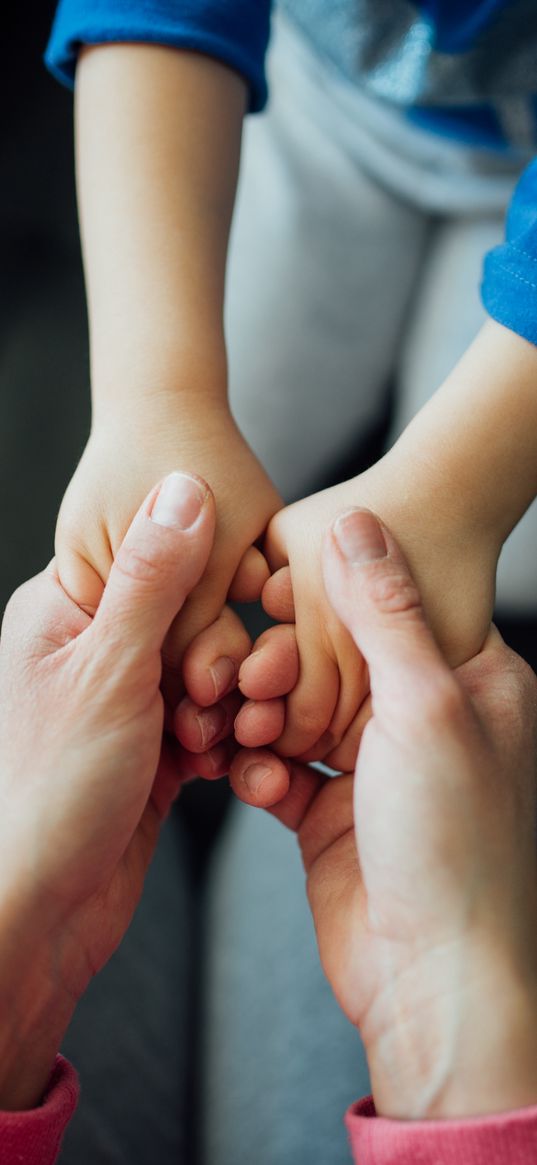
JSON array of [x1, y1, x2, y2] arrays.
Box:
[[229, 747, 291, 808], [1, 561, 91, 661], [234, 697, 286, 747], [322, 508, 455, 717], [90, 472, 215, 660], [174, 690, 242, 753], [265, 761, 326, 833], [262, 566, 296, 622]]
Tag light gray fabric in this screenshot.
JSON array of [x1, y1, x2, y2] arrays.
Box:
[[281, 0, 537, 150], [203, 805, 363, 1165]]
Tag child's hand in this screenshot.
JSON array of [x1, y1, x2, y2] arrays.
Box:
[[232, 446, 500, 776], [56, 401, 282, 708]]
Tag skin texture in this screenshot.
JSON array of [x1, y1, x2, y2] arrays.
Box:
[[268, 509, 537, 1120], [62, 40, 537, 780], [0, 472, 219, 1111], [56, 44, 282, 709], [1, 497, 537, 1128], [182, 321, 537, 792]]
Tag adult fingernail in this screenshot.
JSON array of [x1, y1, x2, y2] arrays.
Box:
[[333, 509, 387, 565], [195, 705, 227, 749], [209, 656, 237, 700], [151, 472, 206, 530], [242, 763, 272, 796]]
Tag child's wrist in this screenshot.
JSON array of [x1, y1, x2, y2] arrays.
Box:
[[90, 334, 229, 426], [90, 361, 231, 432], [386, 322, 537, 554], [377, 430, 504, 568]]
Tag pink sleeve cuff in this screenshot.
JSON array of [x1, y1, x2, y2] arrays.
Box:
[[0, 1055, 79, 1165], [346, 1094, 537, 1164]]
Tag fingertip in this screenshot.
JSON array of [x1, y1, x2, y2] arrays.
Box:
[[262, 567, 295, 622], [174, 691, 241, 753], [149, 471, 214, 533], [330, 508, 388, 568], [182, 606, 251, 706], [229, 748, 291, 808], [228, 546, 270, 603], [196, 737, 238, 780], [238, 624, 299, 700], [234, 698, 285, 747]]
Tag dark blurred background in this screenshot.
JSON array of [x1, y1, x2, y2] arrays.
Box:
[[1, 4, 89, 608]]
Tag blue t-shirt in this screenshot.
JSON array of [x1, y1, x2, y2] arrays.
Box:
[[45, 1, 537, 346]]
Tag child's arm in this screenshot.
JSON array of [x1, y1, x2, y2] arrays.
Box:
[[231, 318, 537, 771], [225, 156, 537, 769], [55, 43, 281, 698], [175, 316, 537, 782]]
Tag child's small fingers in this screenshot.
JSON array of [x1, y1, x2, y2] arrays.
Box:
[[174, 690, 242, 754], [229, 748, 291, 808], [234, 698, 285, 748], [323, 694, 373, 773], [195, 736, 238, 780], [239, 623, 299, 700], [266, 762, 326, 833], [182, 606, 252, 706], [296, 626, 368, 763], [228, 546, 270, 603], [262, 567, 295, 622], [273, 640, 340, 758]]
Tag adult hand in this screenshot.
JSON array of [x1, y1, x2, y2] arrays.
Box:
[[270, 508, 537, 1120], [0, 472, 215, 1111]]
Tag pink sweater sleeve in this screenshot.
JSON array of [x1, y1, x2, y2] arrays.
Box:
[[346, 1095, 537, 1163], [0, 1055, 79, 1165]]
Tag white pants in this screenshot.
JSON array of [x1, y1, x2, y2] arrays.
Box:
[[225, 15, 537, 611]]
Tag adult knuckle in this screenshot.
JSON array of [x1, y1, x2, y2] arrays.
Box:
[[366, 566, 422, 621], [113, 542, 171, 589]]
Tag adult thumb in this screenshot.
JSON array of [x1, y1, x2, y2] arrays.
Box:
[[322, 508, 449, 708], [90, 472, 215, 659]]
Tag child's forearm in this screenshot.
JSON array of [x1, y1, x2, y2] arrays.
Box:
[[75, 43, 247, 425], [391, 320, 537, 553]]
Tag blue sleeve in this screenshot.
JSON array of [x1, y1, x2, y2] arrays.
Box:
[[482, 160, 537, 346], [45, 0, 272, 112]]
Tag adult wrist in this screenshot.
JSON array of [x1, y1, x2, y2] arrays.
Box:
[[0, 896, 78, 1111], [364, 942, 537, 1121]]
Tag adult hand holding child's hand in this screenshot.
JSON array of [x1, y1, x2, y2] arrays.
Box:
[[270, 508, 537, 1126], [0, 471, 216, 1113], [55, 409, 282, 719]]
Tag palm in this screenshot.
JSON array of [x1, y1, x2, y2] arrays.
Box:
[[301, 774, 374, 1028], [54, 736, 185, 995]]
